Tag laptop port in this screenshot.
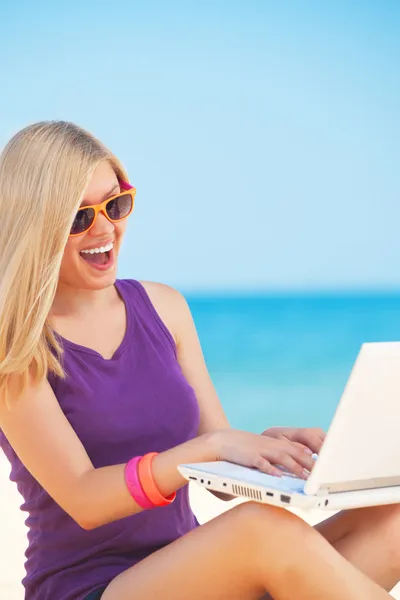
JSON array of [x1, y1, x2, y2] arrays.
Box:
[[188, 476, 197, 481], [280, 494, 291, 504], [266, 492, 274, 497]]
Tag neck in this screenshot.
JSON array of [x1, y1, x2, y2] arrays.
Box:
[[50, 281, 117, 318]]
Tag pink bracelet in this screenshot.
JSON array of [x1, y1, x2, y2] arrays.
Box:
[[124, 456, 154, 510]]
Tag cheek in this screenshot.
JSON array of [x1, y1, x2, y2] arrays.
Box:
[[115, 221, 128, 241], [59, 241, 81, 278]]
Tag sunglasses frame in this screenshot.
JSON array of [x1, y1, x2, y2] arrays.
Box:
[[69, 180, 136, 237]]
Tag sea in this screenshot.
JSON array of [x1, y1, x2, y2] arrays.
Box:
[[185, 292, 400, 433]]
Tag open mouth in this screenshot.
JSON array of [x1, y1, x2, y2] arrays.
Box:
[[80, 250, 111, 266], [79, 243, 115, 270]]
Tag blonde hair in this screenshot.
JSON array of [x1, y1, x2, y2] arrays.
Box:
[[0, 121, 128, 404]]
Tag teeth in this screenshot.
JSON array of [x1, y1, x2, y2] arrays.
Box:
[[81, 242, 113, 255]]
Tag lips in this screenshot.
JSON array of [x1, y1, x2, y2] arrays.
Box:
[[80, 240, 114, 254], [79, 245, 115, 272]]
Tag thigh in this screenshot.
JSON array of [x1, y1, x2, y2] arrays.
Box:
[[102, 502, 279, 600], [314, 509, 352, 544], [314, 505, 398, 545], [101, 502, 392, 600]]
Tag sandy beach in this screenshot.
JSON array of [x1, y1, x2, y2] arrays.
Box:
[[1, 452, 399, 598]]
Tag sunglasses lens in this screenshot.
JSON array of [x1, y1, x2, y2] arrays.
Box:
[[106, 193, 132, 221], [70, 207, 95, 235]]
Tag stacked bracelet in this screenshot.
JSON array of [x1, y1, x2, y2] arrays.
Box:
[[138, 452, 176, 506], [124, 452, 176, 509], [124, 456, 154, 509]]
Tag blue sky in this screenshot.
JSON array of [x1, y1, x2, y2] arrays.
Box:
[[1, 1, 399, 292]]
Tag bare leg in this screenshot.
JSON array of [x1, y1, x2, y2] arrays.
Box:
[[261, 503, 400, 600], [102, 502, 392, 600], [315, 504, 400, 590]]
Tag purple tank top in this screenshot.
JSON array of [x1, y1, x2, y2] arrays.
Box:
[[0, 279, 200, 600]]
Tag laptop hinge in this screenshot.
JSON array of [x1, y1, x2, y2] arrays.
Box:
[[318, 475, 400, 494]]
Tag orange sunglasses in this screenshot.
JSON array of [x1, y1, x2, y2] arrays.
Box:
[[69, 180, 136, 236]]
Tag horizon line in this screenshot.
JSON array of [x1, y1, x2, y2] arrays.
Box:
[[180, 286, 400, 299]]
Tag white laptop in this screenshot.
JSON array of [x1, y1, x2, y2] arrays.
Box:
[[178, 342, 400, 510]]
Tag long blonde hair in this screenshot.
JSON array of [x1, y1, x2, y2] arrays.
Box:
[[0, 121, 128, 404]]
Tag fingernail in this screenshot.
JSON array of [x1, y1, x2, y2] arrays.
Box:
[[303, 469, 310, 479], [304, 448, 313, 455]]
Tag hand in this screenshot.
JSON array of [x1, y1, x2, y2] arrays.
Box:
[[210, 428, 316, 480], [262, 426, 325, 455]]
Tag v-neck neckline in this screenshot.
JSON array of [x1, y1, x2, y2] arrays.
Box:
[[55, 280, 132, 361]]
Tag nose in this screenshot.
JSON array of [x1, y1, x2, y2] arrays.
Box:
[[89, 210, 115, 237]]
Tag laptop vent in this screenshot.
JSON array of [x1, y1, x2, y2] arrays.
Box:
[[232, 484, 262, 501]]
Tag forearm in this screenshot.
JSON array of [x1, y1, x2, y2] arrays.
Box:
[[74, 432, 217, 529], [152, 435, 235, 502]]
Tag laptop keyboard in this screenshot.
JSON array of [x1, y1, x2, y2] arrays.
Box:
[[276, 465, 310, 492], [279, 475, 306, 493], [182, 461, 307, 494]]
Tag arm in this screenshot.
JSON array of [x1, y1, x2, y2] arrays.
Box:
[[0, 376, 217, 531], [174, 292, 236, 500], [145, 285, 326, 482], [141, 282, 234, 500]]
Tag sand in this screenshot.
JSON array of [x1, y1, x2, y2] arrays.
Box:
[[1, 453, 399, 598]]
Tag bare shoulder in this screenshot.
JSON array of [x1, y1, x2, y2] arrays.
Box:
[[139, 281, 190, 344], [139, 281, 185, 306]]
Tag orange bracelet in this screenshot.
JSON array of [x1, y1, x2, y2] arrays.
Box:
[[138, 452, 176, 507]]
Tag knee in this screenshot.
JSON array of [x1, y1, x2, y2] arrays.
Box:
[[231, 501, 311, 544], [226, 501, 321, 578]]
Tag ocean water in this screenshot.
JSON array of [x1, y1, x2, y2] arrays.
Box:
[[186, 292, 400, 433]]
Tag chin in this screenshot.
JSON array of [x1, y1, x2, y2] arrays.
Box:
[[80, 270, 117, 290], [84, 276, 117, 291], [59, 266, 118, 293]]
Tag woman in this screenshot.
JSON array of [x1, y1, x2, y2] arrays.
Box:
[[0, 121, 398, 600]]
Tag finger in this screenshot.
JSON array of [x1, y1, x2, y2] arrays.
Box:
[[314, 427, 326, 440], [294, 430, 324, 454], [309, 435, 324, 453], [267, 452, 308, 480], [263, 442, 314, 477], [287, 440, 313, 455], [308, 428, 326, 445], [253, 456, 283, 478], [261, 439, 314, 472], [284, 442, 316, 472]]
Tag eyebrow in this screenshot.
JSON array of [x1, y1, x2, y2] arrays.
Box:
[[81, 183, 120, 207], [101, 183, 120, 201]]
